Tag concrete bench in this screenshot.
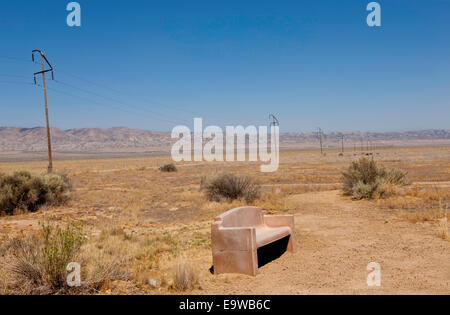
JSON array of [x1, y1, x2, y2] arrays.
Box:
[[212, 206, 296, 276]]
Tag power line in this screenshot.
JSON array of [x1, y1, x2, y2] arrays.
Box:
[[39, 83, 187, 126], [49, 78, 192, 125], [0, 74, 31, 80], [1, 55, 224, 122], [54, 67, 223, 120], [0, 56, 39, 65], [0, 77, 190, 125], [0, 80, 35, 86], [1, 56, 228, 124], [0, 71, 193, 124]]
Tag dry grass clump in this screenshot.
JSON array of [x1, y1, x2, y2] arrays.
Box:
[[397, 208, 443, 224], [87, 227, 182, 290], [5, 222, 84, 294], [342, 157, 406, 199], [405, 186, 450, 201], [0, 171, 71, 215], [438, 218, 449, 241], [159, 163, 177, 173], [2, 222, 129, 294], [201, 173, 260, 203], [170, 259, 199, 291]]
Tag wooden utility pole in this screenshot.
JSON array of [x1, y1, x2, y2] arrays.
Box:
[[41, 54, 53, 173], [317, 128, 323, 155], [340, 133, 344, 154], [32, 50, 54, 173], [269, 114, 280, 159]]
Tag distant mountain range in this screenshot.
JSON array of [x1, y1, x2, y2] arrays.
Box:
[[0, 127, 449, 153]]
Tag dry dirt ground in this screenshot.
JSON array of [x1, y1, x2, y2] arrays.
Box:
[[0, 146, 449, 294], [201, 190, 450, 294]]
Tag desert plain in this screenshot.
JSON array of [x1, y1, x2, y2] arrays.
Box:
[[0, 145, 449, 294]]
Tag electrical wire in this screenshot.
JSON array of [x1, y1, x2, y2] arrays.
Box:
[[0, 55, 233, 125], [49, 78, 192, 125], [0, 56, 38, 64], [36, 83, 187, 126], [0, 74, 189, 125], [0, 74, 31, 80], [54, 67, 224, 120], [1, 55, 225, 121], [0, 80, 35, 86]]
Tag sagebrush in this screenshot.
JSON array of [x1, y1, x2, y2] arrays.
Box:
[[6, 222, 84, 294], [342, 157, 406, 199], [159, 163, 177, 173], [0, 171, 71, 215], [4, 222, 127, 294], [201, 173, 260, 203]]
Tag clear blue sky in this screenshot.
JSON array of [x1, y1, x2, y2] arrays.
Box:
[[0, 0, 449, 132]]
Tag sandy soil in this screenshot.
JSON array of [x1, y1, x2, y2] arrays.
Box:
[[0, 146, 448, 294]]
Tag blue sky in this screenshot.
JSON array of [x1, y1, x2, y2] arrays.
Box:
[[0, 0, 449, 132]]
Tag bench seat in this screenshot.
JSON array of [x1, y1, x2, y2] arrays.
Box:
[[255, 226, 291, 248]]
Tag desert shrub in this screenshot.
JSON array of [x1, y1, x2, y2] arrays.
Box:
[[352, 181, 374, 199], [342, 157, 407, 199], [7, 222, 84, 294], [171, 260, 198, 291], [159, 163, 177, 173], [40, 222, 84, 289], [0, 171, 71, 215], [374, 181, 399, 199], [3, 222, 130, 295], [202, 173, 260, 203], [41, 174, 72, 204]]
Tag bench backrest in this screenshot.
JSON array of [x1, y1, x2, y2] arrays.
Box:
[[216, 207, 264, 228]]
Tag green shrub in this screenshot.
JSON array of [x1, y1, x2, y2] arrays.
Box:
[[42, 174, 72, 205], [342, 157, 406, 199], [0, 171, 71, 215], [159, 163, 177, 173], [8, 222, 84, 294], [40, 222, 84, 289], [352, 181, 374, 199], [202, 173, 260, 203]]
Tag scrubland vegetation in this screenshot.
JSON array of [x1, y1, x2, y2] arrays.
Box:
[[2, 221, 127, 294], [342, 157, 407, 199], [201, 173, 260, 203], [0, 171, 71, 215], [159, 163, 177, 173], [0, 146, 448, 294]]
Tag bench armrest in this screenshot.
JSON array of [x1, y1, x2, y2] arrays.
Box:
[[212, 226, 256, 251]]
